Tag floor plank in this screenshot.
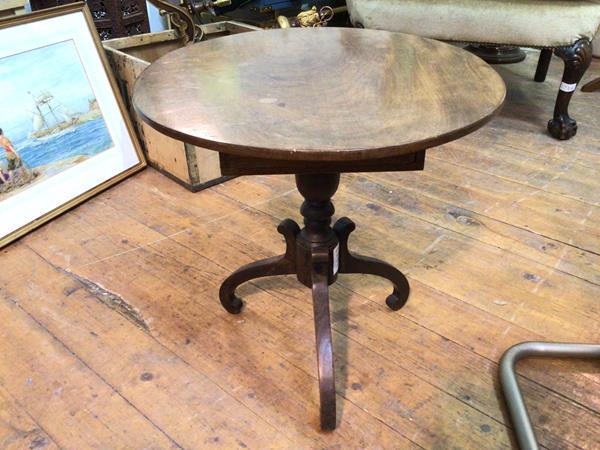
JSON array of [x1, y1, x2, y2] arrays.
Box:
[[0, 267, 179, 449], [0, 244, 296, 450], [0, 386, 58, 450]]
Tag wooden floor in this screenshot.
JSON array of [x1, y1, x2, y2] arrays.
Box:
[[1, 50, 600, 450]]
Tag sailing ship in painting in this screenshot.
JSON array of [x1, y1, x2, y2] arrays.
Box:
[[0, 40, 114, 200], [29, 91, 101, 140]]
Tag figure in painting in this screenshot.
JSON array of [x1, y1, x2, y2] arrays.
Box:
[[0, 128, 38, 193], [0, 128, 23, 181]]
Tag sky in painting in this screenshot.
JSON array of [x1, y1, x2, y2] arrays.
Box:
[[0, 40, 98, 140]]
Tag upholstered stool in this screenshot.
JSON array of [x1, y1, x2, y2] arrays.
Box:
[[347, 0, 600, 140]]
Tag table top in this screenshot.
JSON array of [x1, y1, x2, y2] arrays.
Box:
[[133, 27, 505, 162]]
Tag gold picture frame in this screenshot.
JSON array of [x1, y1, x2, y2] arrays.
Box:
[[0, 2, 146, 248]]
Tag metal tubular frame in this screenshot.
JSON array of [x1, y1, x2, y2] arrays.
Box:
[[499, 341, 600, 450]]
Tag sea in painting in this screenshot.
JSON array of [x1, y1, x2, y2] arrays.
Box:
[[0, 40, 113, 201]]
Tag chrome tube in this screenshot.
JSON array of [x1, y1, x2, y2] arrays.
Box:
[[499, 341, 600, 450]]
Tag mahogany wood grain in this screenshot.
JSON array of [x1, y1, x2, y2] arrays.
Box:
[[218, 150, 425, 175], [582, 76, 600, 92], [133, 27, 505, 162]]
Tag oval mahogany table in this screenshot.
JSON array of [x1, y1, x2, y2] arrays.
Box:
[[133, 27, 506, 430]]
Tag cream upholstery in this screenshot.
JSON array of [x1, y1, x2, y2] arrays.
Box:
[[347, 1, 600, 139], [594, 34, 600, 55], [347, 0, 600, 47]]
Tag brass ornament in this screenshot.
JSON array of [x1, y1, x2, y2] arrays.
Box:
[[277, 5, 334, 29], [147, 0, 232, 44]]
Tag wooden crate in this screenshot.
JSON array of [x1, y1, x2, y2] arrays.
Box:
[[103, 22, 260, 191], [0, 0, 26, 18]]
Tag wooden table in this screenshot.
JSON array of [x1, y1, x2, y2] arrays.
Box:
[[133, 27, 506, 430]]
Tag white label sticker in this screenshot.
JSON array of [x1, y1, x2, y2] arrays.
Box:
[[560, 82, 577, 92], [333, 244, 340, 275]]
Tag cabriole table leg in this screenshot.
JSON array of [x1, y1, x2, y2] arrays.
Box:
[[219, 219, 299, 313], [218, 172, 411, 429], [310, 249, 337, 430], [334, 216, 410, 310]]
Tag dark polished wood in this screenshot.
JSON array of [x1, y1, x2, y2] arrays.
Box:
[[133, 28, 505, 162], [582, 76, 600, 92], [465, 44, 527, 64], [215, 173, 413, 428], [548, 39, 593, 140], [535, 48, 553, 82], [219, 150, 426, 176], [334, 217, 410, 311], [310, 249, 336, 430], [133, 27, 506, 430], [219, 219, 299, 314], [217, 172, 414, 428]]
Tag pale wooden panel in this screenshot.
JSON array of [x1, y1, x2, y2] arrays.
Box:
[[0, 244, 296, 449], [140, 122, 192, 183], [28, 171, 594, 448], [0, 386, 58, 450], [347, 172, 600, 285], [0, 280, 177, 449]]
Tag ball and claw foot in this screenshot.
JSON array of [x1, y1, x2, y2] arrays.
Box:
[[548, 115, 577, 140], [548, 39, 592, 140]]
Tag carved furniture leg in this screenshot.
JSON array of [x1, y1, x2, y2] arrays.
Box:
[[334, 217, 410, 311], [548, 39, 592, 140], [534, 48, 553, 82], [582, 77, 600, 92], [219, 219, 299, 313], [219, 173, 410, 429], [310, 249, 336, 430]]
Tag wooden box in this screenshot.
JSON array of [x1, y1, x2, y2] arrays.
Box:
[[103, 22, 260, 191], [0, 0, 27, 18]]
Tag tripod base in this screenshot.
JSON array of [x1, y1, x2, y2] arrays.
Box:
[[219, 173, 410, 430]]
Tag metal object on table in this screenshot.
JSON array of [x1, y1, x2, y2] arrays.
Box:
[[209, 0, 346, 29], [188, 0, 233, 16], [147, 0, 232, 43], [499, 341, 600, 450], [277, 5, 334, 28]]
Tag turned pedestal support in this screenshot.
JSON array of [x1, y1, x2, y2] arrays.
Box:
[[219, 173, 410, 429]]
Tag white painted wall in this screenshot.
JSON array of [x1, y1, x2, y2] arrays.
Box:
[[146, 1, 168, 32]]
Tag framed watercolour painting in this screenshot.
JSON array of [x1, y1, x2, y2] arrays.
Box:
[[0, 3, 145, 248]]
